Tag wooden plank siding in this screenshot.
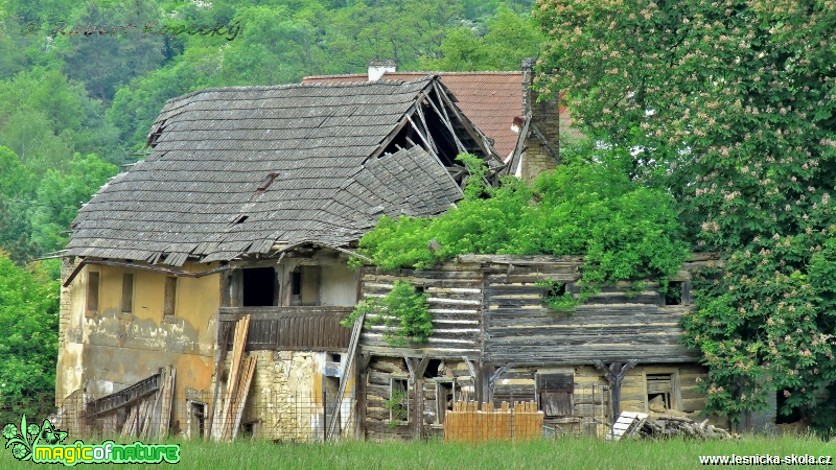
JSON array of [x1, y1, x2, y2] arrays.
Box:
[[218, 306, 351, 352], [359, 256, 710, 365], [359, 268, 484, 358]]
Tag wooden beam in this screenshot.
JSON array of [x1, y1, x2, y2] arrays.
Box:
[[424, 91, 466, 153], [63, 258, 233, 287], [594, 359, 639, 423]]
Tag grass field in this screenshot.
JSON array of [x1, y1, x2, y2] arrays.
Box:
[[2, 435, 834, 469]]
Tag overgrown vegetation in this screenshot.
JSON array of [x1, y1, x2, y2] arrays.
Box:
[[534, 279, 578, 313], [0, 255, 60, 425], [384, 388, 409, 428], [343, 281, 432, 347], [535, 0, 835, 431], [357, 154, 690, 301]]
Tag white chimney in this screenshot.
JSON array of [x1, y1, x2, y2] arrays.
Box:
[[368, 60, 397, 81]]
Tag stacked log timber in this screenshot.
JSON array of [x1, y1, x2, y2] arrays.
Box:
[[209, 314, 256, 441], [637, 414, 732, 440]]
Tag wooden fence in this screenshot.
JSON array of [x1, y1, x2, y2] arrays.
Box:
[[444, 401, 544, 442]]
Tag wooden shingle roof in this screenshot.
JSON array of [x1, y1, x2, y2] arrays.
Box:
[[66, 78, 464, 266]]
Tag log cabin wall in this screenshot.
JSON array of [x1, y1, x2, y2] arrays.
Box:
[[359, 263, 485, 359], [356, 254, 724, 439]]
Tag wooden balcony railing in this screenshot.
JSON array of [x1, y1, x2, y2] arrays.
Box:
[[218, 306, 353, 352]]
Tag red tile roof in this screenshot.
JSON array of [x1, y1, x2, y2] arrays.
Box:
[[303, 72, 524, 159]]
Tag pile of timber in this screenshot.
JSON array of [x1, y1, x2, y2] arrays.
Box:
[[637, 414, 732, 440], [208, 314, 256, 441], [119, 366, 177, 440]]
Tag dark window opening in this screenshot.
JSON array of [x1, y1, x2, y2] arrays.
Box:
[[233, 215, 248, 224], [290, 270, 302, 296], [664, 282, 684, 305], [87, 271, 100, 314], [537, 373, 574, 417], [189, 401, 206, 439], [776, 391, 803, 424], [243, 267, 276, 307], [424, 359, 441, 379], [546, 282, 567, 298], [121, 273, 134, 313]]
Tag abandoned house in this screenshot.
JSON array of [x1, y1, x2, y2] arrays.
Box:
[[55, 64, 739, 441], [303, 59, 576, 182], [55, 75, 504, 439]]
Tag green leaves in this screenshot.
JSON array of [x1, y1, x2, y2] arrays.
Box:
[[536, 0, 834, 431], [344, 281, 431, 347], [0, 255, 60, 425], [359, 156, 689, 306]]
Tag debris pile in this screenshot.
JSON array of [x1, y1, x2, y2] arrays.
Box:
[[638, 415, 732, 440]]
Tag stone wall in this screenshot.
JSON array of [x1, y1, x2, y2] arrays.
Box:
[[239, 351, 326, 441]]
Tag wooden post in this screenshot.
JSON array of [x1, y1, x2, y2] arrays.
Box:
[[594, 360, 638, 423], [404, 356, 429, 440]]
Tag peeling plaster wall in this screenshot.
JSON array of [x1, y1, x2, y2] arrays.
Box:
[[56, 261, 220, 424]]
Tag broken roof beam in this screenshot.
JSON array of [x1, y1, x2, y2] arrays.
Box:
[[431, 81, 501, 163], [423, 91, 467, 154]]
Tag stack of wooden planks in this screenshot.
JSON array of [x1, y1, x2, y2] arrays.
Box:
[[209, 314, 256, 441], [117, 365, 176, 440]]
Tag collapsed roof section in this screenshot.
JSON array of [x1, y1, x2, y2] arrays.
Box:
[[66, 77, 502, 266]]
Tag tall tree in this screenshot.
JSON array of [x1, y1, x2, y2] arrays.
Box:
[[0, 147, 37, 263], [535, 0, 835, 430], [421, 5, 544, 71], [0, 254, 60, 424]]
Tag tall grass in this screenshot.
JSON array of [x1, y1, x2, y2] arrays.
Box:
[[2, 435, 832, 469]]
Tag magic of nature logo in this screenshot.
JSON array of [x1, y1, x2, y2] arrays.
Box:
[[2, 415, 180, 466]]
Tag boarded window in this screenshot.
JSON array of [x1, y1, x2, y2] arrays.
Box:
[[121, 273, 134, 313], [646, 373, 679, 411], [290, 266, 320, 306], [243, 267, 276, 307], [164, 276, 177, 317], [87, 271, 100, 314], [537, 373, 574, 417]]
